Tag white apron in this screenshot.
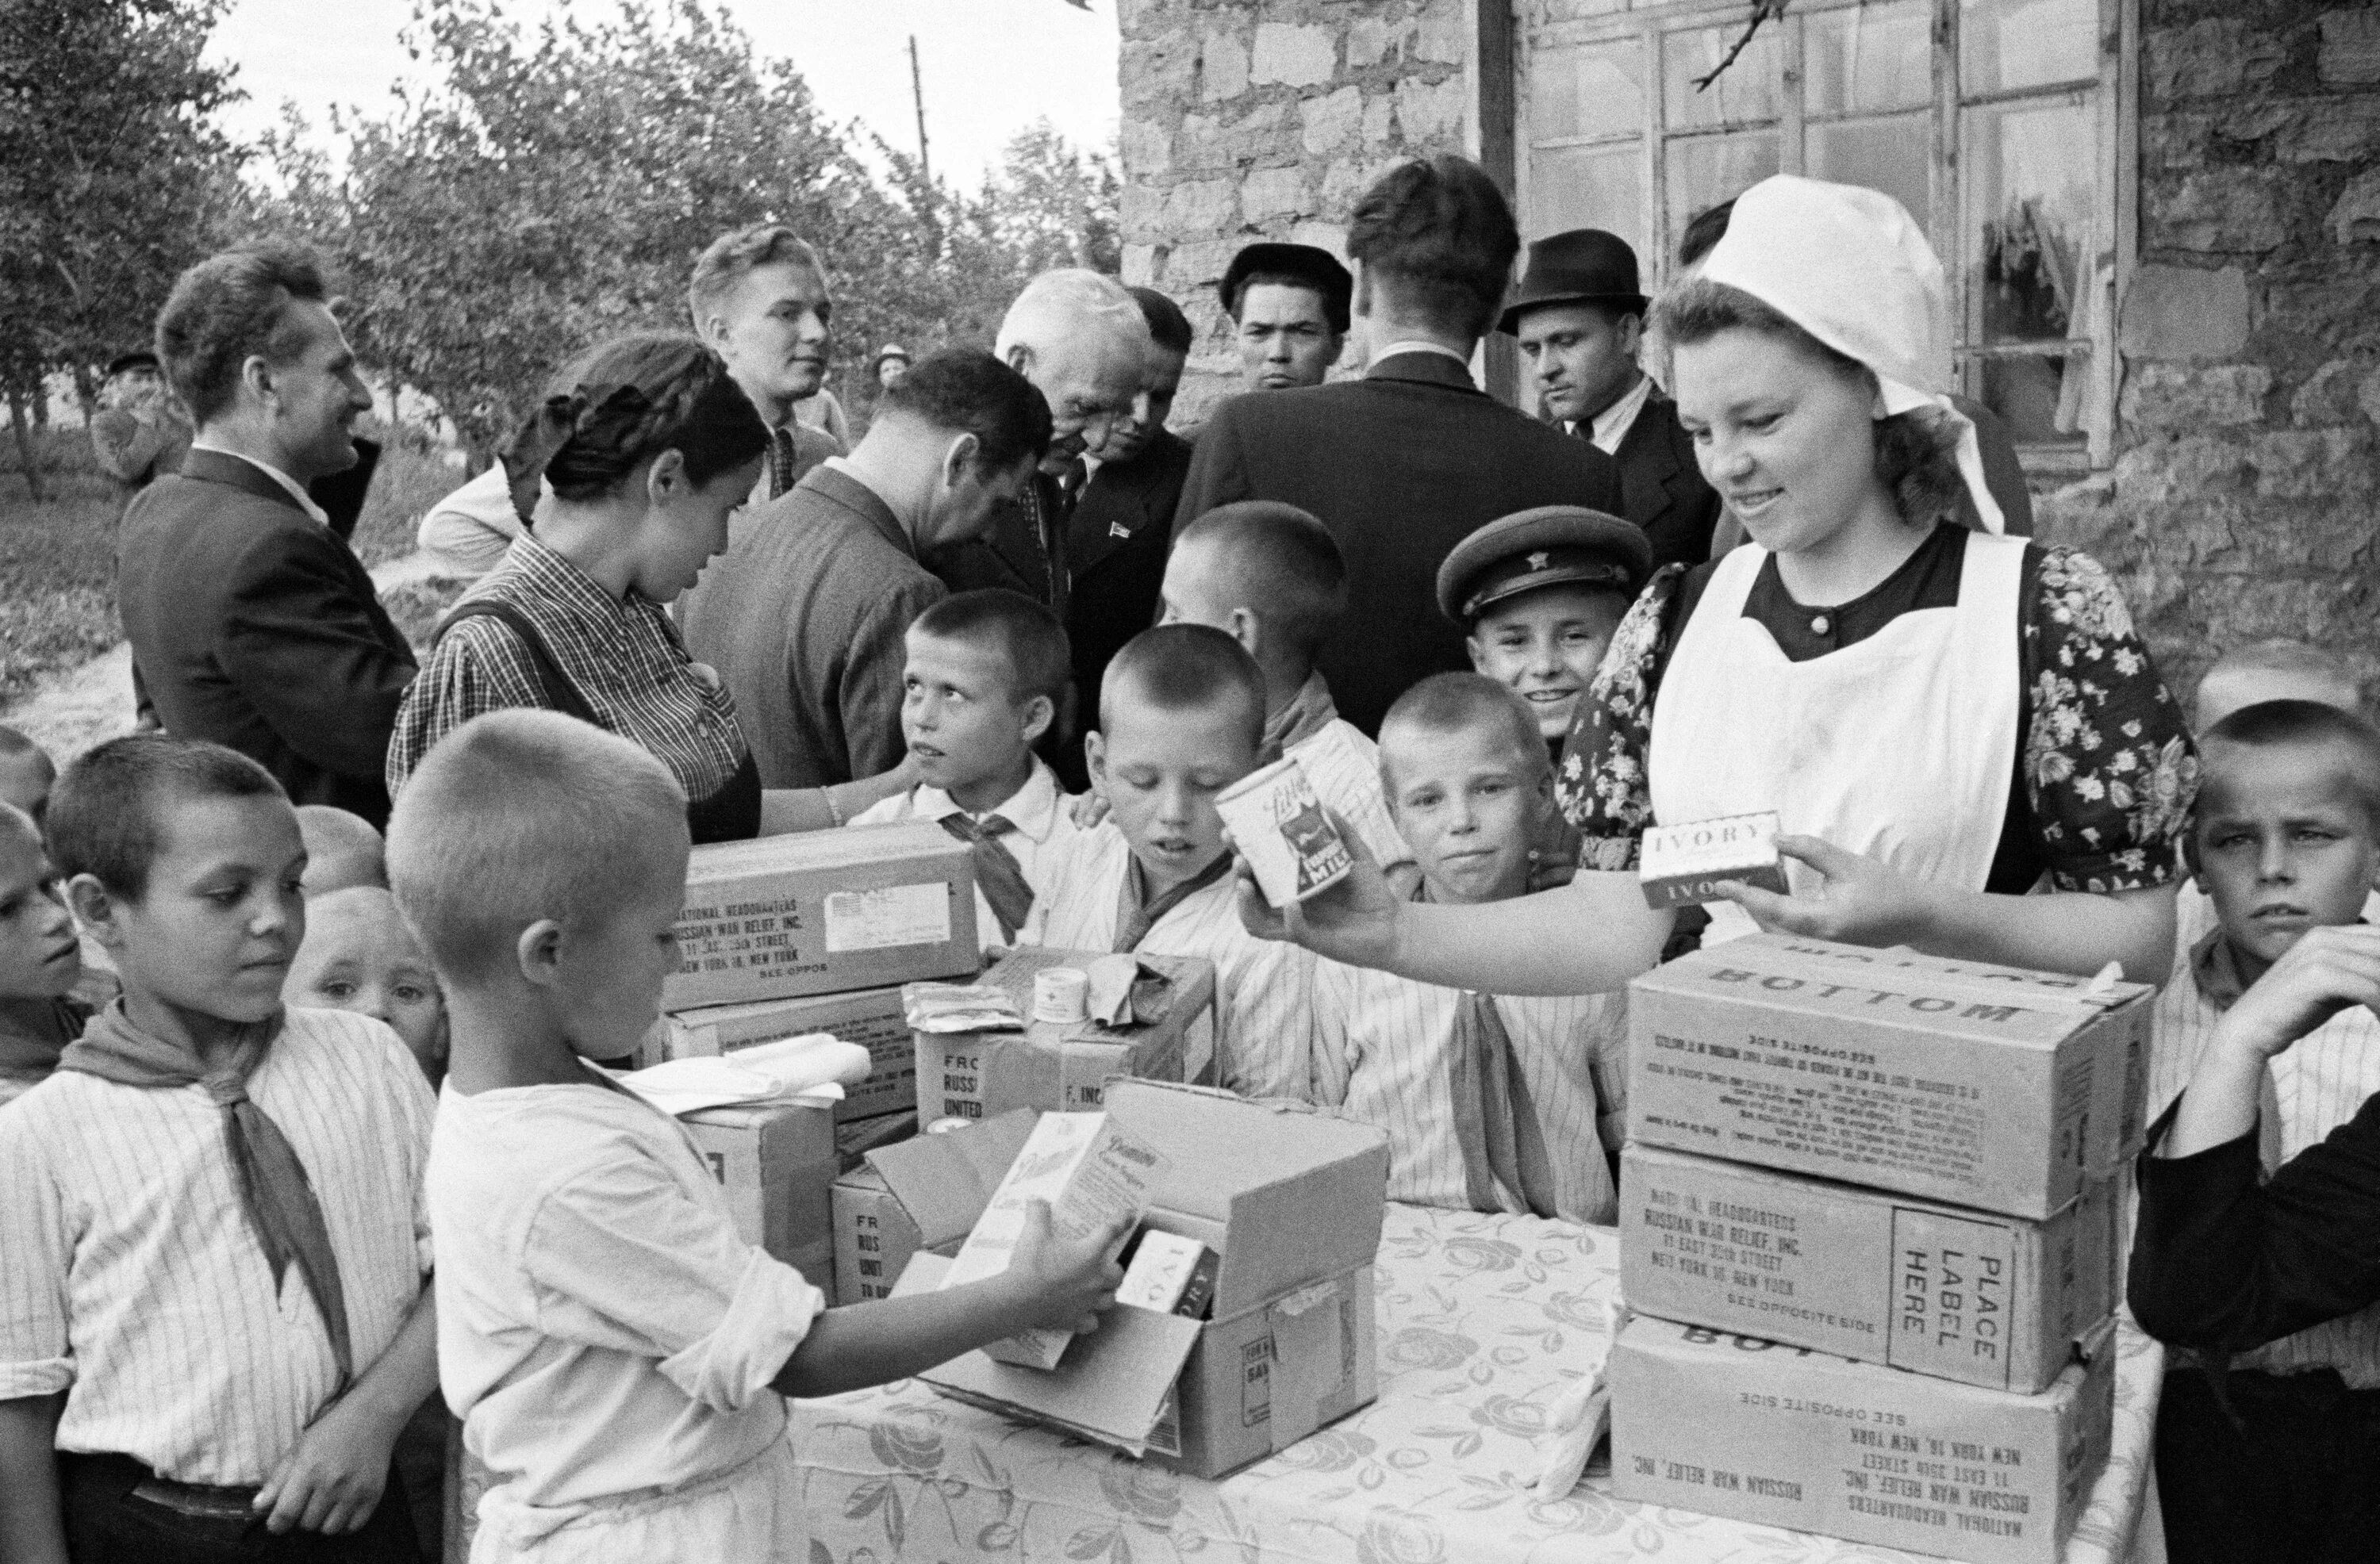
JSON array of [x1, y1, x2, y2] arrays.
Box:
[[1648, 530, 2026, 945]]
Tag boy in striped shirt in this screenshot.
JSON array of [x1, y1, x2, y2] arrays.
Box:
[[2140, 698, 2380, 1563], [1158, 500, 1407, 869], [1024, 625, 1319, 1100], [1312, 676, 1625, 1223], [0, 735, 440, 1562], [847, 592, 1083, 953]]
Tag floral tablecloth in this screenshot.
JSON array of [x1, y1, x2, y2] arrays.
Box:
[[793, 1203, 2163, 1564]]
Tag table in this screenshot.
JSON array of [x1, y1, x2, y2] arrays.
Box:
[[794, 1204, 2163, 1564]]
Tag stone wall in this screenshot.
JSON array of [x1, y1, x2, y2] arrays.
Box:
[[2040, 0, 2380, 699], [1116, 0, 1476, 424]]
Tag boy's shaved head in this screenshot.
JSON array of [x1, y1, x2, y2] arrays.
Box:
[[1379, 673, 1547, 787], [48, 734, 284, 899], [911, 590, 1072, 708], [1100, 624, 1268, 747], [296, 805, 386, 895], [1170, 502, 1349, 662], [2196, 639, 2363, 731], [0, 726, 57, 822], [2199, 699, 2380, 829], [386, 710, 689, 984]]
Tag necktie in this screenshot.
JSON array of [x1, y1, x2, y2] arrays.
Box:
[[940, 814, 1035, 944], [1113, 853, 1234, 953], [770, 427, 796, 499], [1449, 991, 1564, 1221], [60, 1002, 355, 1387]]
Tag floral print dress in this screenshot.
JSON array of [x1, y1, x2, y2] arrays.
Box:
[[1557, 524, 2198, 893]]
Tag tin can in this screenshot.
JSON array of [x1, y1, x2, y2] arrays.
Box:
[[1032, 966, 1089, 1025], [1215, 755, 1352, 908]]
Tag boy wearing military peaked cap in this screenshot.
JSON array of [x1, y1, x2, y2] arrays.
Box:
[[1438, 505, 1651, 757]]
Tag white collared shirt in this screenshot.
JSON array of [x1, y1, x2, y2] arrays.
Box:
[[0, 1009, 435, 1485], [1368, 339, 1476, 374], [1586, 373, 1655, 455], [190, 440, 330, 527], [849, 757, 1082, 953], [1020, 822, 1319, 1102]]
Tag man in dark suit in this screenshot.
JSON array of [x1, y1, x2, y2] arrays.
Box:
[[1176, 156, 1625, 736], [1505, 229, 1719, 571], [118, 243, 416, 823], [1061, 286, 1196, 788]]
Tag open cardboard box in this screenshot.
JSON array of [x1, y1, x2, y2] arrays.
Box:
[[891, 1079, 1388, 1478], [913, 949, 1217, 1121], [831, 1110, 1042, 1304]]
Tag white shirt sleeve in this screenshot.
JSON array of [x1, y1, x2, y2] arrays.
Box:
[[0, 1111, 74, 1398], [415, 464, 531, 580]]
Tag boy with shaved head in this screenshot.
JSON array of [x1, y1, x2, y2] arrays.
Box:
[[1023, 624, 1319, 1100], [393, 711, 1123, 1560], [1309, 674, 1625, 1221], [2134, 699, 2380, 1563]]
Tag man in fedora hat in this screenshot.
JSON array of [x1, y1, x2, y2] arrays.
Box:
[[1222, 242, 1351, 392], [1503, 229, 1718, 569]]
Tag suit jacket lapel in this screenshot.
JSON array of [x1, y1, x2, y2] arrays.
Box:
[[1615, 399, 1682, 536]]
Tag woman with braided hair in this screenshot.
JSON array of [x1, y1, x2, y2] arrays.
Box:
[[388, 334, 900, 842]]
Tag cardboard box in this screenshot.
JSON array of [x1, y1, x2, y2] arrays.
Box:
[[835, 1109, 916, 1172], [830, 1110, 1042, 1305], [664, 985, 917, 1122], [1628, 936, 2153, 1218], [940, 1111, 1168, 1367], [898, 1079, 1389, 1479], [681, 1099, 839, 1285], [1619, 1146, 2117, 1393], [1639, 811, 1790, 909], [666, 822, 980, 1010], [1611, 1315, 2115, 1564], [915, 949, 1218, 1121]]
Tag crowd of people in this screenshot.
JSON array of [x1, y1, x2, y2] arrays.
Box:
[[0, 150, 2374, 1564]]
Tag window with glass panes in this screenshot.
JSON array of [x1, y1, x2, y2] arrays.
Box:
[[1518, 0, 2132, 470]]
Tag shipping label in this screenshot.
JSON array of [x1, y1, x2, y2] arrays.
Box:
[[825, 882, 952, 953]]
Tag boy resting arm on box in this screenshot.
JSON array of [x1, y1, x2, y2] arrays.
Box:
[[848, 592, 1083, 953], [0, 736, 439, 1564], [0, 803, 87, 1109], [1024, 625, 1320, 1102], [2131, 699, 2380, 1564], [390, 711, 1123, 1562], [1313, 676, 1624, 1223], [1159, 501, 1408, 869]]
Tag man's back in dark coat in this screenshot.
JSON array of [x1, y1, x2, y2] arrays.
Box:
[[117, 449, 417, 823], [1176, 352, 1625, 734]]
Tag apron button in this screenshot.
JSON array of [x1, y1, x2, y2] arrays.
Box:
[[1810, 615, 1831, 635]]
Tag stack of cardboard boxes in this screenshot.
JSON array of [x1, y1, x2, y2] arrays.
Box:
[[1607, 934, 2153, 1564], [647, 822, 984, 1286]]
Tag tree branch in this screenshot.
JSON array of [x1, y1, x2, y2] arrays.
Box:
[[1693, 0, 1790, 93]]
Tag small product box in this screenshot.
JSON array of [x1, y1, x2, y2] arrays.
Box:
[[1618, 1146, 2118, 1393], [1214, 755, 1352, 907], [938, 1111, 1169, 1368], [1638, 811, 1790, 909], [1628, 935, 2152, 1219], [830, 1110, 1040, 1305], [896, 1079, 1389, 1478], [664, 984, 917, 1122], [665, 822, 980, 1010], [915, 949, 1218, 1122], [680, 1098, 839, 1285], [1610, 1314, 2116, 1564]]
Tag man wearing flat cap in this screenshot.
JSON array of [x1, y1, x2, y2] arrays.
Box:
[[1504, 230, 1718, 569], [1223, 243, 1351, 392], [1439, 505, 1650, 762]]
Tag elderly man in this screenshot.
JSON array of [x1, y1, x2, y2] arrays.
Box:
[[926, 268, 1148, 622], [679, 350, 1050, 788], [117, 243, 417, 822], [1223, 242, 1351, 392], [1178, 157, 1625, 734], [416, 224, 845, 578]]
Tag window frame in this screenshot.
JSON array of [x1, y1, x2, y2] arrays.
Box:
[[1514, 0, 2135, 472]]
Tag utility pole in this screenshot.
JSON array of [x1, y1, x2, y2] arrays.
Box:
[[908, 35, 931, 187]]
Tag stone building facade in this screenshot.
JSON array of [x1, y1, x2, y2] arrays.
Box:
[[1117, 0, 2380, 698]]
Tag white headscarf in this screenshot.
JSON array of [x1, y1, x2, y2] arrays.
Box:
[[1699, 174, 2003, 534]]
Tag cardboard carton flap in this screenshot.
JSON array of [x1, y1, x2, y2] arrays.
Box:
[[686, 818, 965, 880], [897, 1252, 1202, 1450], [866, 1109, 1040, 1248]]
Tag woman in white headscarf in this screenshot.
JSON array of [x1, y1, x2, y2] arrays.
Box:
[[1243, 175, 2196, 994]]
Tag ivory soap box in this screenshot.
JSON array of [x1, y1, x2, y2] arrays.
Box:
[[1628, 935, 2152, 1219], [1639, 811, 1790, 909], [1611, 1315, 2114, 1564], [666, 822, 980, 1010], [1619, 1146, 2118, 1393], [939, 1110, 1167, 1368]]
